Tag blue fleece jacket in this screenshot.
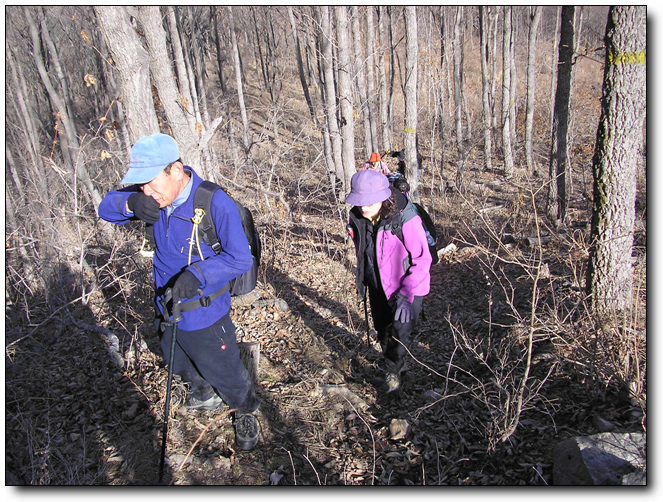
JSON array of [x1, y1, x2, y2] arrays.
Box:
[[97, 168, 252, 331]]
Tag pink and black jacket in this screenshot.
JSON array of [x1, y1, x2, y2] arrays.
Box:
[[347, 188, 432, 303]]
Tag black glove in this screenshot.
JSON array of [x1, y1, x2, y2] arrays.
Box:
[[172, 270, 202, 302], [127, 192, 160, 224]]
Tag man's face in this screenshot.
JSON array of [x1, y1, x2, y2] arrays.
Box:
[[141, 163, 185, 208]]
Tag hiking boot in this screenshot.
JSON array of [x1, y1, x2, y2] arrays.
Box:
[[385, 371, 401, 394], [184, 394, 225, 411], [234, 411, 259, 450]]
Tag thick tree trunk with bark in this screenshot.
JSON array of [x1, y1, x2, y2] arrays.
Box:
[[94, 6, 160, 142], [136, 6, 199, 166], [587, 6, 646, 314]]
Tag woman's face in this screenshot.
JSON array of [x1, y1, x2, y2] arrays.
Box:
[[359, 201, 382, 220]]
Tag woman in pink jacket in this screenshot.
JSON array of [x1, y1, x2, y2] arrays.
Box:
[[346, 169, 432, 393]]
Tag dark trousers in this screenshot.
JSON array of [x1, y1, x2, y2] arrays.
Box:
[[158, 313, 260, 413], [368, 285, 423, 374]]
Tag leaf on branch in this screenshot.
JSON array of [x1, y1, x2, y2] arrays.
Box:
[[81, 29, 91, 43], [195, 122, 203, 135], [100, 150, 112, 160], [84, 74, 97, 87], [178, 95, 190, 109], [105, 129, 114, 142]]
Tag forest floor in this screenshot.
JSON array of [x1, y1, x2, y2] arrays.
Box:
[[5, 158, 647, 486]]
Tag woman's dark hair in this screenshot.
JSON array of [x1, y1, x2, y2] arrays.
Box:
[[379, 192, 399, 220]]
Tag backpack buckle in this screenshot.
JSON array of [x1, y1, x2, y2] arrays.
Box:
[[199, 295, 211, 307]]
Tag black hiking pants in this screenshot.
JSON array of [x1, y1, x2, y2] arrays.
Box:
[[157, 313, 261, 413], [367, 284, 424, 374]]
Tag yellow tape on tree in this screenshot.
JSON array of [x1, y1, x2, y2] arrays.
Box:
[[608, 49, 646, 66]]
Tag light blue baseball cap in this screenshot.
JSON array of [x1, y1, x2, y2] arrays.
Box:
[[121, 133, 180, 184]]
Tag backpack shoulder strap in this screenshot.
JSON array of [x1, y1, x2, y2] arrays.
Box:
[[194, 180, 222, 254]]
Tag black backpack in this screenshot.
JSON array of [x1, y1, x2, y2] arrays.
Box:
[[390, 201, 439, 265], [145, 180, 261, 296]]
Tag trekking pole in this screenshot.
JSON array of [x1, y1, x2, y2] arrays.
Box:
[[157, 290, 182, 485], [363, 294, 370, 348]]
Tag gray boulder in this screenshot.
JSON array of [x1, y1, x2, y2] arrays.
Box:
[[553, 432, 646, 485]]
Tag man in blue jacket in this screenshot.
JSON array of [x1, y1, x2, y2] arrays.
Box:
[[98, 133, 260, 450]]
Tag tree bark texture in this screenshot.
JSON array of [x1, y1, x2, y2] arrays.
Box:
[[352, 6, 373, 158], [94, 6, 160, 142], [335, 5, 356, 192], [501, 6, 514, 178], [404, 6, 420, 202], [166, 6, 197, 132], [228, 6, 251, 154], [479, 6, 493, 172], [525, 6, 542, 176], [136, 6, 199, 166], [319, 6, 345, 192], [365, 7, 380, 154], [546, 6, 575, 225], [586, 6, 646, 314]]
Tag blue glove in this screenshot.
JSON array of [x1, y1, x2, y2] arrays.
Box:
[[394, 295, 413, 324]]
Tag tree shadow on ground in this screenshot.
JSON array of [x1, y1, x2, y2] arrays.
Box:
[[5, 261, 162, 485]]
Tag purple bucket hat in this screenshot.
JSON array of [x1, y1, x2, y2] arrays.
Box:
[[345, 169, 391, 206]]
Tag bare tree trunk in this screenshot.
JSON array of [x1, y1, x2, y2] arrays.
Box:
[[546, 6, 575, 226], [288, 6, 317, 126], [136, 6, 200, 168], [26, 7, 104, 211], [335, 6, 356, 191], [251, 7, 271, 99], [365, 7, 380, 154], [189, 8, 211, 129], [6, 44, 50, 198], [404, 6, 420, 203], [501, 6, 515, 178], [212, 7, 227, 94], [166, 6, 197, 132], [549, 7, 561, 133], [490, 9, 499, 131], [228, 6, 251, 154], [509, 8, 518, 147], [94, 6, 160, 141], [175, 8, 204, 129], [525, 6, 543, 176], [352, 6, 372, 158], [452, 6, 466, 188], [319, 6, 344, 192], [587, 6, 646, 314], [479, 6, 493, 172], [377, 6, 392, 151], [436, 6, 447, 181]]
